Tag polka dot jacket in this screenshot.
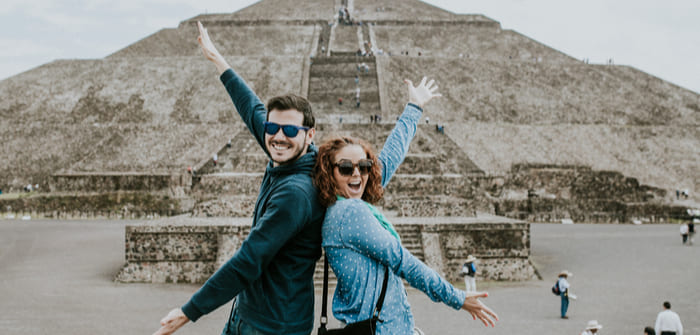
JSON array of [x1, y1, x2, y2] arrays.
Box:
[[322, 104, 467, 335]]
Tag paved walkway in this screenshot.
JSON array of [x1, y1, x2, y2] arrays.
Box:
[[0, 220, 697, 334]]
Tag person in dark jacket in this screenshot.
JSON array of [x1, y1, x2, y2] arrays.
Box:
[[154, 22, 325, 335]]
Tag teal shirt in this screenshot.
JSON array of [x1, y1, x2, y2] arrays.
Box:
[[182, 69, 325, 335], [322, 104, 467, 334]]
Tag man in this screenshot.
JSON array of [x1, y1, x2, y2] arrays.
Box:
[[154, 21, 325, 335], [557, 270, 572, 319], [655, 301, 683, 335]]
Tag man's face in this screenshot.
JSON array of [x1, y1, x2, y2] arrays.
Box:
[[265, 109, 315, 166]]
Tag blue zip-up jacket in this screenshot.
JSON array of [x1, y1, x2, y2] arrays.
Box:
[[182, 69, 325, 334], [322, 104, 467, 334]]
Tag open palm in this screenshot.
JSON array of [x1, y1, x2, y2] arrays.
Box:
[[404, 76, 441, 108]]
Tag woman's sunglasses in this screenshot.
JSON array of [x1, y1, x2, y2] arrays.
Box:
[[263, 121, 309, 138], [334, 159, 373, 176]]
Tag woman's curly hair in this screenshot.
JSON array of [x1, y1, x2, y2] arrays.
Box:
[[314, 136, 384, 207]]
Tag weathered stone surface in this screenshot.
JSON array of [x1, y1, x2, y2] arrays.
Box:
[[116, 215, 536, 283], [125, 233, 217, 261], [0, 192, 185, 219], [116, 261, 216, 284]]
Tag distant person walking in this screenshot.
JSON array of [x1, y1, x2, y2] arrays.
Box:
[[687, 222, 695, 245], [655, 301, 683, 335], [680, 223, 689, 245], [557, 270, 572, 319], [461, 255, 477, 292]]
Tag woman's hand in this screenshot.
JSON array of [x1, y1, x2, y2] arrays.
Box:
[[461, 291, 499, 327], [404, 76, 442, 108], [197, 21, 230, 75]]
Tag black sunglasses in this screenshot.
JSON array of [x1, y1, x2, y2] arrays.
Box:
[[334, 159, 373, 176], [263, 121, 310, 138]]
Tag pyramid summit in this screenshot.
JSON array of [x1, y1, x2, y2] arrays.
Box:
[[0, 0, 698, 220]]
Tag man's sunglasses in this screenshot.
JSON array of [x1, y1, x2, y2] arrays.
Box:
[[334, 159, 373, 176], [263, 121, 310, 138]]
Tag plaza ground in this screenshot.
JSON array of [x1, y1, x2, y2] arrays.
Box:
[[0, 220, 697, 334]]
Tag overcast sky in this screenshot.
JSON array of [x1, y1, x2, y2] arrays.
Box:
[[2, 0, 699, 94]]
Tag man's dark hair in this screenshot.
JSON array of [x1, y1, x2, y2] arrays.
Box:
[[266, 94, 315, 128], [663, 301, 671, 309], [644, 326, 656, 335]]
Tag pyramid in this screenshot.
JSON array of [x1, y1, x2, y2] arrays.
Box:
[[0, 0, 698, 220]]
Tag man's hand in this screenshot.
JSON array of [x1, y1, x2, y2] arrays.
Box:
[[404, 76, 442, 108], [461, 292, 499, 327], [197, 21, 231, 75], [153, 308, 190, 335]]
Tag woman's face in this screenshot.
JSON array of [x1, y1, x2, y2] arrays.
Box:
[[332, 145, 370, 199]]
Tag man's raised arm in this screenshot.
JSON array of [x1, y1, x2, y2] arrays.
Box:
[[197, 21, 230, 76], [196, 21, 268, 155]]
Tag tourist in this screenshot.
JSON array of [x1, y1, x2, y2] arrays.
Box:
[[153, 21, 326, 335], [644, 326, 656, 335], [313, 76, 497, 334], [461, 255, 477, 292], [557, 270, 572, 319], [654, 301, 683, 335], [580, 320, 603, 334], [688, 221, 695, 245], [680, 223, 689, 245]]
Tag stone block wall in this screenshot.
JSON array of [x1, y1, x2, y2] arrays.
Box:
[[0, 192, 186, 219], [50, 173, 190, 196], [491, 164, 680, 223], [117, 219, 251, 283], [116, 215, 537, 284]]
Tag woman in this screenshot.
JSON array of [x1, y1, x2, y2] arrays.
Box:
[[314, 77, 498, 334]]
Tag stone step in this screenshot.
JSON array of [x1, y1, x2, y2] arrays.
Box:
[[311, 55, 375, 65], [309, 90, 380, 103], [50, 173, 187, 193], [192, 173, 263, 196], [191, 194, 258, 217], [383, 174, 470, 197], [217, 154, 269, 173], [312, 101, 381, 116], [315, 113, 381, 124], [383, 195, 481, 217], [310, 64, 376, 77], [308, 76, 378, 92]]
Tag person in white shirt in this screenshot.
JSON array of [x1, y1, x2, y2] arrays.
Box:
[[655, 301, 683, 335], [580, 320, 603, 335], [680, 224, 689, 244], [461, 255, 477, 292], [557, 270, 572, 319]]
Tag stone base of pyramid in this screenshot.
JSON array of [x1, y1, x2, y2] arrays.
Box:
[[116, 215, 538, 284]]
